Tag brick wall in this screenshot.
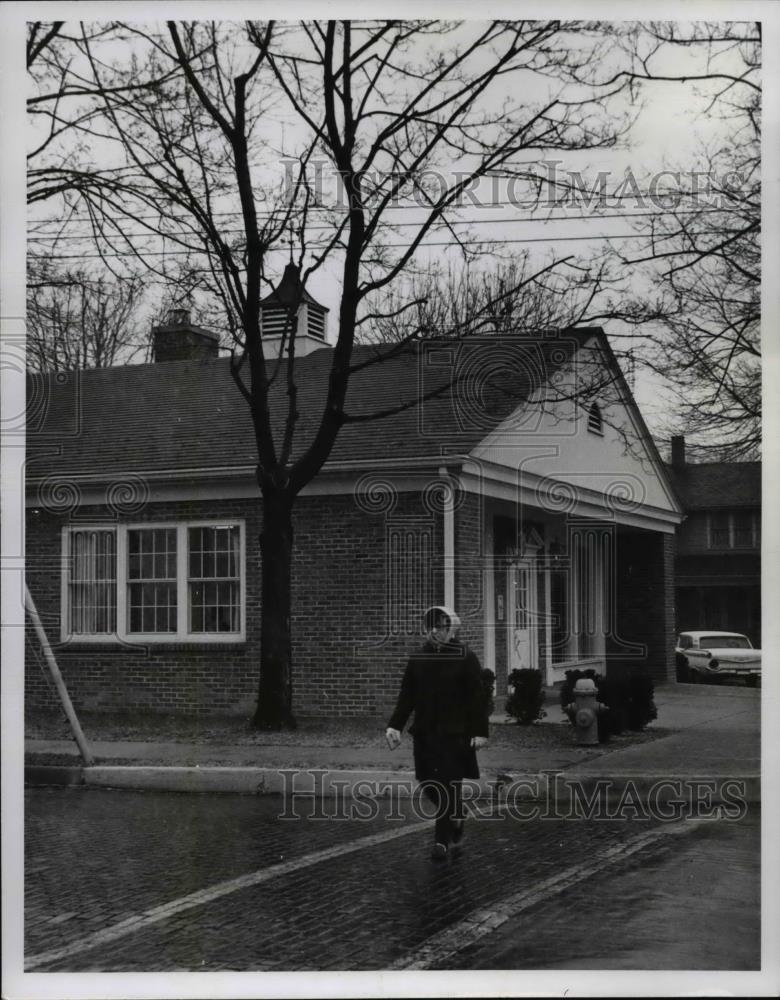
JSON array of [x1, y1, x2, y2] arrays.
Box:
[[25, 490, 446, 719], [25, 499, 264, 716], [25, 488, 678, 715], [453, 490, 485, 663], [676, 510, 709, 552], [607, 527, 675, 683], [292, 490, 443, 717]]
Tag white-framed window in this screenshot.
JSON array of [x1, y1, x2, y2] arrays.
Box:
[[707, 510, 760, 550], [67, 528, 117, 636], [61, 520, 246, 643]]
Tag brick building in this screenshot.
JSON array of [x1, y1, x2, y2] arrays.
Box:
[[667, 436, 761, 645], [25, 298, 684, 718]]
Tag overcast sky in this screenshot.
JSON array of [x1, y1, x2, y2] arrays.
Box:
[[5, 6, 774, 452]]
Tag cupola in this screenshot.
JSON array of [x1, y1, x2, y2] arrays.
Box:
[[259, 263, 329, 358]]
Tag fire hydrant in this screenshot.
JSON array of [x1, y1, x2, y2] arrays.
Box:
[[565, 678, 606, 745]]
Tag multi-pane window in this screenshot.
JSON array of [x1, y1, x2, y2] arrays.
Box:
[[127, 528, 177, 633], [733, 511, 755, 548], [64, 522, 244, 642], [707, 510, 759, 549], [68, 529, 116, 635], [188, 526, 241, 633], [709, 511, 730, 548]]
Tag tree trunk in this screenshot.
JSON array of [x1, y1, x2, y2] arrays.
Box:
[[253, 491, 297, 729]]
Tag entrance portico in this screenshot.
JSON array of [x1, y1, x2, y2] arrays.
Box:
[[450, 456, 682, 695]]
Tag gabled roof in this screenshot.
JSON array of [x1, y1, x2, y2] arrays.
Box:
[[25, 328, 638, 485], [667, 461, 761, 510]]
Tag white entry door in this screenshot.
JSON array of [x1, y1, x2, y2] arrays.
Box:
[[508, 558, 538, 673]]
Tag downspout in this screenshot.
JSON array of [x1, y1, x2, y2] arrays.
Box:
[[439, 466, 455, 608]]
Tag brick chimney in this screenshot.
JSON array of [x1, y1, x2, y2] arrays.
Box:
[[671, 435, 686, 468], [152, 308, 220, 363]]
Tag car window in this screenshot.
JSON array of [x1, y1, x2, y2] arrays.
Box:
[[677, 635, 692, 649], [699, 635, 751, 649]]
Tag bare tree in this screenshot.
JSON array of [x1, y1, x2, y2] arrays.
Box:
[[26, 267, 149, 371], [36, 19, 643, 727], [609, 22, 761, 460], [361, 252, 613, 342], [628, 130, 759, 460], [27, 20, 188, 357], [27, 20, 182, 206]]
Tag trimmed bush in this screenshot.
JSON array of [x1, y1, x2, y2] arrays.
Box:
[[505, 668, 546, 725], [624, 669, 658, 730], [480, 668, 496, 717], [675, 651, 690, 683]]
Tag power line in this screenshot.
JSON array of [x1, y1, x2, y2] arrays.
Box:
[[33, 229, 735, 261], [28, 191, 729, 227], [26, 207, 734, 242]]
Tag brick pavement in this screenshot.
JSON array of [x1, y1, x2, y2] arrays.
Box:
[[23, 787, 747, 973], [444, 808, 761, 971], [20, 684, 765, 976], [24, 787, 419, 958]]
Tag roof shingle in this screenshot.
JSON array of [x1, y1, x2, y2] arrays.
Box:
[[27, 334, 584, 481], [667, 462, 761, 509]]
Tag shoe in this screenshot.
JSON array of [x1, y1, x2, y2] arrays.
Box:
[[451, 820, 465, 847], [431, 842, 448, 861]]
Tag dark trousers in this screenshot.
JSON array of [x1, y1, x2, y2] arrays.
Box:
[[421, 779, 463, 845]]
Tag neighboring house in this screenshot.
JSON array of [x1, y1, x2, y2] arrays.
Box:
[[667, 436, 761, 645], [25, 276, 684, 717]]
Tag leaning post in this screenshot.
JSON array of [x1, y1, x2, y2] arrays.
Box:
[[24, 584, 94, 766]]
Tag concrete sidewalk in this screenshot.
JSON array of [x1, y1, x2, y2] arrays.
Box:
[[25, 683, 761, 801]]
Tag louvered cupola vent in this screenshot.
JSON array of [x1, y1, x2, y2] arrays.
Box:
[[259, 263, 330, 359]]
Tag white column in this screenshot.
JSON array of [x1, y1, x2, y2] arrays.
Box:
[[439, 467, 455, 609], [484, 503, 495, 674]]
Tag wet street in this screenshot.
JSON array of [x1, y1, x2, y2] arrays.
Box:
[[24, 787, 760, 972]]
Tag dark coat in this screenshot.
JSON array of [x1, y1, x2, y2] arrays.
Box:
[[387, 639, 489, 782]]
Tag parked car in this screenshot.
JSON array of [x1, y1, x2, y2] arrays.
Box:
[[675, 631, 761, 686]]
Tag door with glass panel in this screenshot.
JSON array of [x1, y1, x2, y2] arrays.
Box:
[[508, 558, 538, 672]]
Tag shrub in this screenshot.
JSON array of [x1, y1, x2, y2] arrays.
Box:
[[480, 668, 496, 717], [624, 669, 657, 730], [505, 668, 546, 725], [598, 676, 628, 737]]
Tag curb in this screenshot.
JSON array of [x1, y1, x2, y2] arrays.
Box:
[[84, 766, 421, 797], [24, 765, 84, 787], [25, 764, 760, 804]]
